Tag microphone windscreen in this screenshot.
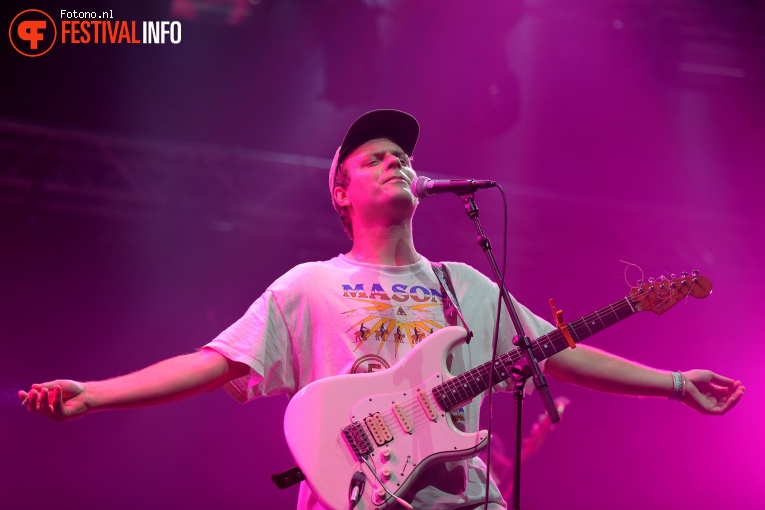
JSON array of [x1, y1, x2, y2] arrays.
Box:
[[411, 176, 430, 199]]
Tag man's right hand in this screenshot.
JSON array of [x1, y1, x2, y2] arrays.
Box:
[[18, 349, 249, 421], [19, 380, 91, 421]]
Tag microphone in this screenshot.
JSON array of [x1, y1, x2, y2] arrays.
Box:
[[410, 176, 497, 199]]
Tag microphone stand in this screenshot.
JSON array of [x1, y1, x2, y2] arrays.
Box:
[[458, 193, 559, 510]]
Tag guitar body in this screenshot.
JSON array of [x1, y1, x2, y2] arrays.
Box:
[[283, 326, 488, 510], [283, 271, 711, 510]]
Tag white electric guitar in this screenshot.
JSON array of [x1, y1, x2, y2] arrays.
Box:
[[283, 272, 711, 510]]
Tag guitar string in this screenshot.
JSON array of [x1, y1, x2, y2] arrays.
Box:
[[432, 299, 636, 411], [373, 299, 635, 424], [355, 288, 699, 449], [359, 330, 568, 433], [378, 285, 698, 435], [356, 298, 640, 439]]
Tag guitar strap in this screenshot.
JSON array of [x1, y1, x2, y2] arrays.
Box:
[[431, 262, 473, 344]]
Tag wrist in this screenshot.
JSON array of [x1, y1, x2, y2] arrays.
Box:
[[81, 381, 103, 411], [669, 371, 686, 401]]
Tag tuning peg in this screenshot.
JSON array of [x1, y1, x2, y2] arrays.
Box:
[[681, 271, 688, 278], [692, 269, 699, 276], [670, 273, 676, 279], [636, 279, 643, 285], [648, 277, 655, 284]]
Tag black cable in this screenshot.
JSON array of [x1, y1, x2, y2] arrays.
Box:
[[483, 184, 509, 509]]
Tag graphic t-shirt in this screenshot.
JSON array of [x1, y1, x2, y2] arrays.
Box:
[[205, 254, 554, 510]]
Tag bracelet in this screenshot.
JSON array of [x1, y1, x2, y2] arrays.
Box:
[[669, 371, 686, 401]]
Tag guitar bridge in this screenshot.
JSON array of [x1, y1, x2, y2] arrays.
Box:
[[342, 421, 374, 461]]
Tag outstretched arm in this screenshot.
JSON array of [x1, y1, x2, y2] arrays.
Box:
[[544, 344, 745, 415], [18, 348, 248, 422]]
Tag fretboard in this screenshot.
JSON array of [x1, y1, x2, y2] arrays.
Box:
[[432, 296, 638, 412]]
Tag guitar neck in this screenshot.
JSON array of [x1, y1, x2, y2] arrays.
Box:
[[432, 296, 637, 412]]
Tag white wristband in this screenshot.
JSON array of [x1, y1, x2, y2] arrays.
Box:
[[670, 371, 685, 401]]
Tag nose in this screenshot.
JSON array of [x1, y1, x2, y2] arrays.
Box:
[[385, 154, 403, 170]]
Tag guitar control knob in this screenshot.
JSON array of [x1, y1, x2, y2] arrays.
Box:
[[374, 487, 387, 504], [381, 467, 392, 481], [380, 448, 392, 461]]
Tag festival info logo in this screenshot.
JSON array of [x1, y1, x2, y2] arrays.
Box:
[[9, 9, 182, 57], [9, 9, 57, 57]]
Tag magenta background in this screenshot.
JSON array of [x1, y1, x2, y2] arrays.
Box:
[[1, 1, 763, 509]]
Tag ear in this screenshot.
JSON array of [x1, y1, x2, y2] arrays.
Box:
[[333, 185, 351, 207]]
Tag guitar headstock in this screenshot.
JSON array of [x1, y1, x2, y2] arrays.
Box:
[[629, 270, 712, 315]]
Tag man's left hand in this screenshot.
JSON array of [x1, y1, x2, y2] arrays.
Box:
[[682, 370, 745, 415]]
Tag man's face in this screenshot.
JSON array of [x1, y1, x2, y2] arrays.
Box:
[[337, 138, 418, 224]]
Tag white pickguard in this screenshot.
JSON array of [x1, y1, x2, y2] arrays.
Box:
[[283, 326, 488, 510]]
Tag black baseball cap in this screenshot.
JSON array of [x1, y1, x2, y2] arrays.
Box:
[[329, 109, 420, 199]]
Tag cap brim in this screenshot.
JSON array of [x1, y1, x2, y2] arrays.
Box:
[[338, 109, 419, 163]]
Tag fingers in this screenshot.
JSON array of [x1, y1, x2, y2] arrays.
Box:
[[723, 392, 742, 413], [686, 370, 743, 398], [31, 381, 60, 391], [24, 388, 39, 411], [21, 386, 60, 416], [707, 372, 736, 387], [39, 387, 52, 416], [688, 379, 746, 415], [52, 385, 66, 417], [725, 383, 746, 410]]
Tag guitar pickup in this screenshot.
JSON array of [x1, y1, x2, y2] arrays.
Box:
[[417, 389, 438, 422], [364, 412, 393, 446], [392, 403, 413, 434], [342, 421, 374, 460]]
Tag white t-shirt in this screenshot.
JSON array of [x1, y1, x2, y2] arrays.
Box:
[[205, 254, 554, 510]]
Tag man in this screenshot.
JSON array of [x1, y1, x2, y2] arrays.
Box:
[[20, 110, 745, 510]]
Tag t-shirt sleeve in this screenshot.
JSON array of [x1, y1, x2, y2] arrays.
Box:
[[443, 261, 556, 394], [204, 289, 296, 403]]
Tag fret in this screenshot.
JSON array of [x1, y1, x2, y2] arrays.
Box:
[[537, 336, 558, 358]]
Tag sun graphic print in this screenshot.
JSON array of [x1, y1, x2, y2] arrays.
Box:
[[341, 298, 445, 358]]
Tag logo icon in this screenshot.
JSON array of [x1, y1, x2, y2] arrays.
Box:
[[9, 9, 57, 57]]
